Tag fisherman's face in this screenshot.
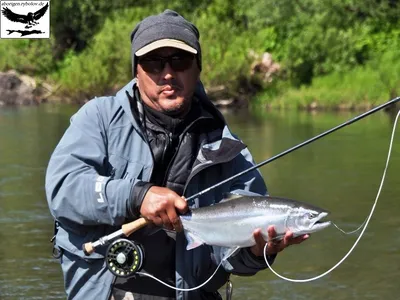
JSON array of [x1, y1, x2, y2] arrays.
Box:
[[136, 47, 200, 117]]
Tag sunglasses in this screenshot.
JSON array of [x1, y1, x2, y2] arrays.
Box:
[[138, 52, 195, 74]]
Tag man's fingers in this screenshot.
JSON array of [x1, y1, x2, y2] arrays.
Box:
[[150, 216, 163, 226], [174, 197, 188, 214], [166, 206, 182, 232], [283, 231, 294, 246], [252, 226, 311, 256], [159, 212, 173, 230], [253, 228, 265, 246], [282, 232, 309, 248], [267, 226, 277, 241], [290, 234, 309, 245], [250, 228, 266, 256]]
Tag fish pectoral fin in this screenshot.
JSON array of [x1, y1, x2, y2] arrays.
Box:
[[185, 231, 205, 250]]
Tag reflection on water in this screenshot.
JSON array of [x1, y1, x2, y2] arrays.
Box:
[[0, 104, 399, 299], [223, 108, 400, 300]]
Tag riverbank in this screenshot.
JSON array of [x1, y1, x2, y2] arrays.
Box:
[[252, 49, 400, 112], [1, 67, 398, 113], [1, 43, 399, 111], [1, 2, 399, 111]]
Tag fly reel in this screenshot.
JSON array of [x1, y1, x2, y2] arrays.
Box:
[[105, 238, 145, 277]]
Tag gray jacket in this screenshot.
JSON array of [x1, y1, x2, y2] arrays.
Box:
[[45, 80, 272, 300]]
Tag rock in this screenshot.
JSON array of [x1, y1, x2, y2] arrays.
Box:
[[205, 85, 239, 108], [250, 52, 281, 83], [213, 98, 236, 108], [0, 70, 41, 106], [206, 85, 229, 101]]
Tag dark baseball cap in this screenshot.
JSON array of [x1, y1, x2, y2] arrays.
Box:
[[130, 9, 202, 76]]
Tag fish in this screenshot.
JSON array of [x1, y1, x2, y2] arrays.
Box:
[[180, 194, 331, 250]]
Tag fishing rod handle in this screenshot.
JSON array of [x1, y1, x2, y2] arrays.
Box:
[[121, 217, 149, 236], [82, 217, 150, 255]]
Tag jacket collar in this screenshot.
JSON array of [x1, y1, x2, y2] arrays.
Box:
[[113, 79, 245, 151]]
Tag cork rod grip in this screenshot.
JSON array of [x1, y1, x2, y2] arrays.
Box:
[[121, 217, 150, 236], [82, 217, 150, 255]]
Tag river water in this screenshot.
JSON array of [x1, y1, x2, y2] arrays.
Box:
[[0, 104, 399, 299]]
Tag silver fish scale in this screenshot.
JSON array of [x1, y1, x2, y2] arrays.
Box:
[[180, 195, 330, 249], [184, 196, 298, 220]]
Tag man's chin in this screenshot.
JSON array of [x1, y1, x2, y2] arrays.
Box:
[[161, 103, 189, 117], [157, 95, 191, 116], [162, 106, 186, 117]]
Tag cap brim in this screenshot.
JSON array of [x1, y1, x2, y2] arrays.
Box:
[[135, 39, 197, 56]]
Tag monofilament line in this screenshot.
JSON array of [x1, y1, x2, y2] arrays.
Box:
[[133, 109, 399, 289], [264, 109, 400, 283], [137, 246, 240, 291]]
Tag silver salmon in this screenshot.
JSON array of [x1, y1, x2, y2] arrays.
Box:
[[180, 194, 331, 250]]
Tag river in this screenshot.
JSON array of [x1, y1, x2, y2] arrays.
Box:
[[0, 103, 399, 299]]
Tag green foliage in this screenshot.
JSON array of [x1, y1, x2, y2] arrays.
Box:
[[1, 0, 399, 107], [54, 0, 271, 98], [237, 0, 400, 85], [193, 0, 279, 90], [0, 39, 56, 76], [194, 6, 248, 89], [50, 0, 211, 57], [50, 0, 147, 55], [53, 7, 155, 98], [259, 48, 400, 109]]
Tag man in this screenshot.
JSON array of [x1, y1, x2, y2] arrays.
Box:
[[45, 9, 308, 300]]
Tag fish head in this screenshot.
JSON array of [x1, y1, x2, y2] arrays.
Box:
[[286, 206, 331, 236]]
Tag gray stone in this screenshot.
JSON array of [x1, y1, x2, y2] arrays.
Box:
[[0, 70, 38, 106]]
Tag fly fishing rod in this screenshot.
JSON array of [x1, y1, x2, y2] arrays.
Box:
[[186, 96, 400, 202], [83, 96, 400, 256]]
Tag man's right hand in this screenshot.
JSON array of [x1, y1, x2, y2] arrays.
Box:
[[140, 186, 188, 231]]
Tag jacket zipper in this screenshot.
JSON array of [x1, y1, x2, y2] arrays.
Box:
[[161, 116, 210, 187], [161, 131, 173, 172]]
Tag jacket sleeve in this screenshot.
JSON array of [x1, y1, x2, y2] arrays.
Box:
[[214, 147, 276, 275], [45, 99, 138, 227]]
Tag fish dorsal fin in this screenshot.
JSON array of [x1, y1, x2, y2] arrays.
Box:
[[221, 193, 242, 202]]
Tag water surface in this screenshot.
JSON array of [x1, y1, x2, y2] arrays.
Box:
[[0, 104, 398, 299]]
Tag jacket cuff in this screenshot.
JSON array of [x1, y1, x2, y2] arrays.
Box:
[[245, 247, 276, 267], [128, 181, 154, 217]]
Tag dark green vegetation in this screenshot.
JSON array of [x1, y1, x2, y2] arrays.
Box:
[[1, 0, 399, 108]]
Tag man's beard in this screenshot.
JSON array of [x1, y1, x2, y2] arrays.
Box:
[[161, 99, 191, 118]]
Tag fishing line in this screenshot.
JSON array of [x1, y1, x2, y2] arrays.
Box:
[[332, 220, 366, 235], [87, 98, 399, 290], [135, 246, 240, 292], [86, 98, 400, 256], [118, 109, 398, 290], [263, 109, 400, 283], [126, 109, 399, 289]]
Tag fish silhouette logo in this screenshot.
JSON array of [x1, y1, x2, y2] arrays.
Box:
[[0, 1, 50, 39]]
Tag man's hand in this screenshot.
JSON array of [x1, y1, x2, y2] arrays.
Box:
[[250, 226, 309, 257], [140, 186, 188, 232]]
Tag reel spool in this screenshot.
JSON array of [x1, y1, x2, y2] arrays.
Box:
[[105, 238, 145, 277]]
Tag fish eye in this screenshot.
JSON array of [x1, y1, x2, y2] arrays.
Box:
[[307, 212, 316, 219]]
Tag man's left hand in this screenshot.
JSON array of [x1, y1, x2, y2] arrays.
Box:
[[250, 226, 309, 257]]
